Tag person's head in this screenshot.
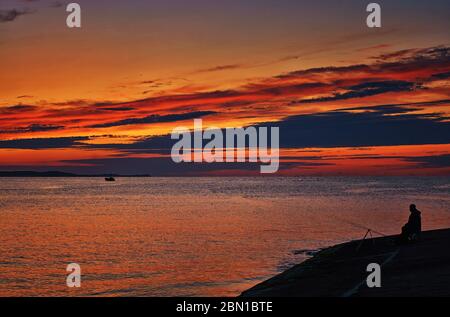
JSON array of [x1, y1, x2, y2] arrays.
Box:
[[410, 204, 417, 212]]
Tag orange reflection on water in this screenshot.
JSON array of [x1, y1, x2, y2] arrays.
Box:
[[0, 177, 449, 296]]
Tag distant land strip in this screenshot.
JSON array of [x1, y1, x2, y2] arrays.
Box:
[[0, 171, 152, 177]]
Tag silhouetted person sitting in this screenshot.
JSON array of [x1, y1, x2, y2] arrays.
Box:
[[398, 204, 422, 244]]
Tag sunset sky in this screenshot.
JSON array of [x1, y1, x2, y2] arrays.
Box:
[[1, 0, 449, 175]]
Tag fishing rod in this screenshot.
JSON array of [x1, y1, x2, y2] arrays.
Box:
[[328, 215, 395, 252], [332, 216, 388, 237]]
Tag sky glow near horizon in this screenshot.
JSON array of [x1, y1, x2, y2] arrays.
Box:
[[1, 0, 449, 175]]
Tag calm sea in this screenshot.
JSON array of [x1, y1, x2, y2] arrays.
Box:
[[0, 177, 449, 296]]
